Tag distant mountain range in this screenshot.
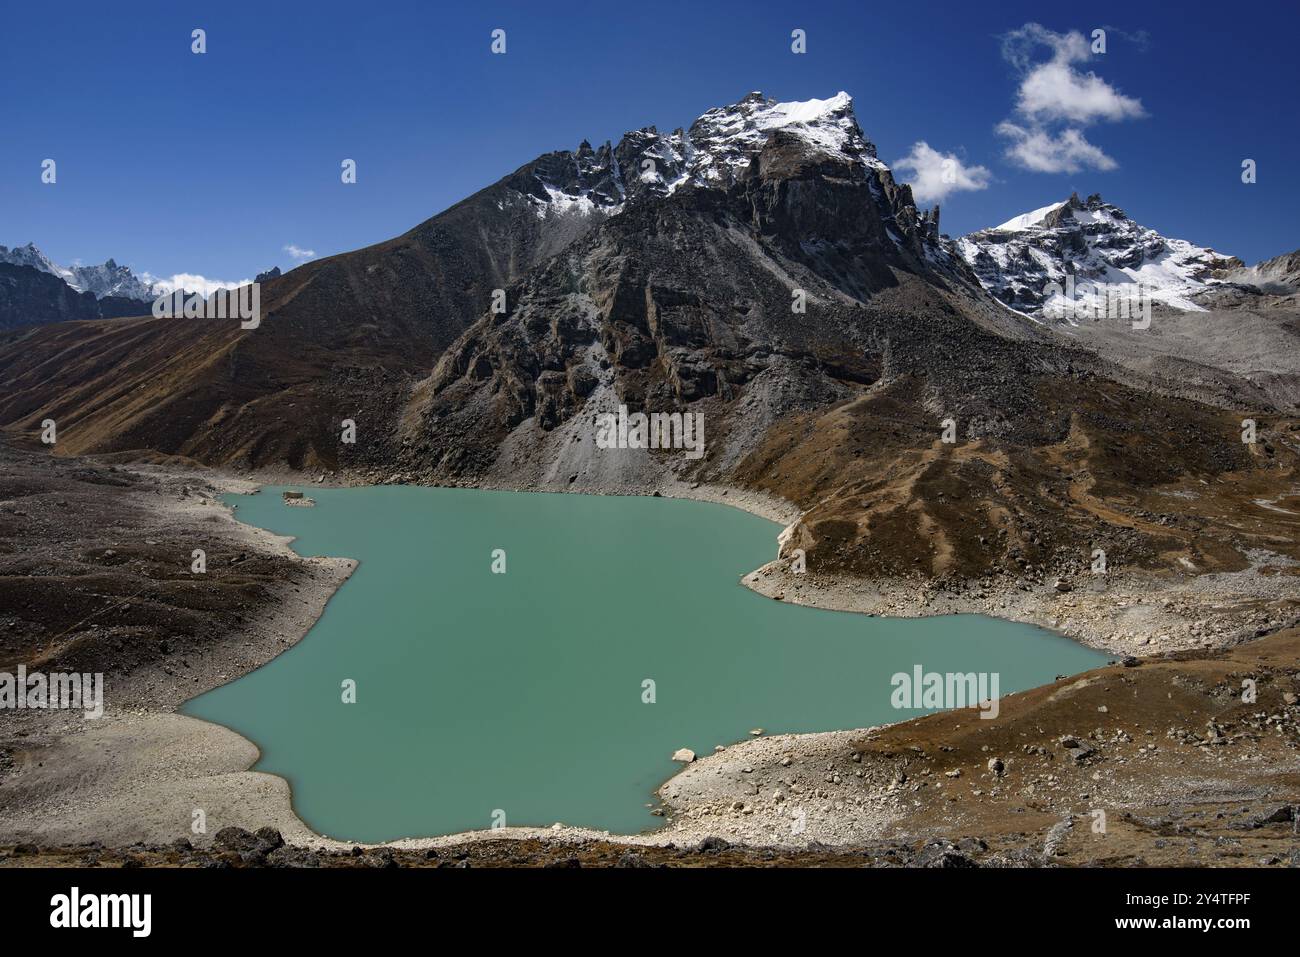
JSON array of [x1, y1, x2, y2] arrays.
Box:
[[0, 244, 158, 329], [0, 244, 161, 330], [1, 90, 1296, 589], [0, 244, 278, 330], [0, 242, 157, 300]]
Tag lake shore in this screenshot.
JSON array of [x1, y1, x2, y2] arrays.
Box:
[[0, 449, 891, 853], [3, 445, 1298, 865]]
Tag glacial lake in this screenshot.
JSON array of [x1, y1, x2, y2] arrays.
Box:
[[182, 486, 1108, 842]]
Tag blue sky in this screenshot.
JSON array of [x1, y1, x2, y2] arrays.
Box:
[[2, 0, 1296, 284]]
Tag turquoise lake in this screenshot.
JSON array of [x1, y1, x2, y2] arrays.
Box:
[[182, 486, 1109, 842]]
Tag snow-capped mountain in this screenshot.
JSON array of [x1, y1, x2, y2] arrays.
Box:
[[0, 243, 156, 301], [518, 91, 897, 219], [67, 258, 157, 300], [956, 193, 1243, 318], [0, 243, 74, 285]]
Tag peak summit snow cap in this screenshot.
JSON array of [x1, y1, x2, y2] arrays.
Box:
[[528, 91, 890, 218], [992, 192, 1126, 232], [685, 90, 884, 184]]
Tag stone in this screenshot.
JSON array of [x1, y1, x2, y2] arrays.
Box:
[[918, 842, 975, 868], [255, 827, 285, 851], [266, 845, 320, 868], [671, 748, 696, 763], [1255, 805, 1295, 826], [213, 826, 259, 853]]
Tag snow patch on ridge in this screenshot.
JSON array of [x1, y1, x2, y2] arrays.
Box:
[[993, 201, 1068, 232]]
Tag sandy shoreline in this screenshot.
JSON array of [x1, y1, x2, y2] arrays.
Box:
[[3, 459, 1296, 855]]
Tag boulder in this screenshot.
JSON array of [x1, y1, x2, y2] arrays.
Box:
[[213, 826, 259, 853]]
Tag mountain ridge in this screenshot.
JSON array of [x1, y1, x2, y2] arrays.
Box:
[[0, 90, 1296, 598]]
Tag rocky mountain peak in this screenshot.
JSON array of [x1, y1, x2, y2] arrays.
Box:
[[522, 91, 891, 219], [684, 90, 882, 185], [0, 242, 65, 278]]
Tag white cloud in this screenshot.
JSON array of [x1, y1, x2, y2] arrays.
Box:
[[1017, 59, 1145, 125], [283, 244, 316, 261], [892, 142, 992, 204], [1000, 22, 1090, 72], [143, 273, 255, 297], [996, 22, 1146, 173], [996, 122, 1117, 174]]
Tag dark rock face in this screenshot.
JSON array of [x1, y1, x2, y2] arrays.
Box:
[[0, 262, 100, 328], [406, 125, 1003, 484], [613, 127, 689, 202], [0, 261, 151, 327]]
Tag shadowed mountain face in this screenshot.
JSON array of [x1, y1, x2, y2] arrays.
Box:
[[0, 263, 101, 329], [0, 262, 152, 329], [1, 92, 1296, 585], [0, 245, 156, 327]]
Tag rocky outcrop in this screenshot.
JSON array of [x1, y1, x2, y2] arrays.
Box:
[[1253, 249, 1300, 289]]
